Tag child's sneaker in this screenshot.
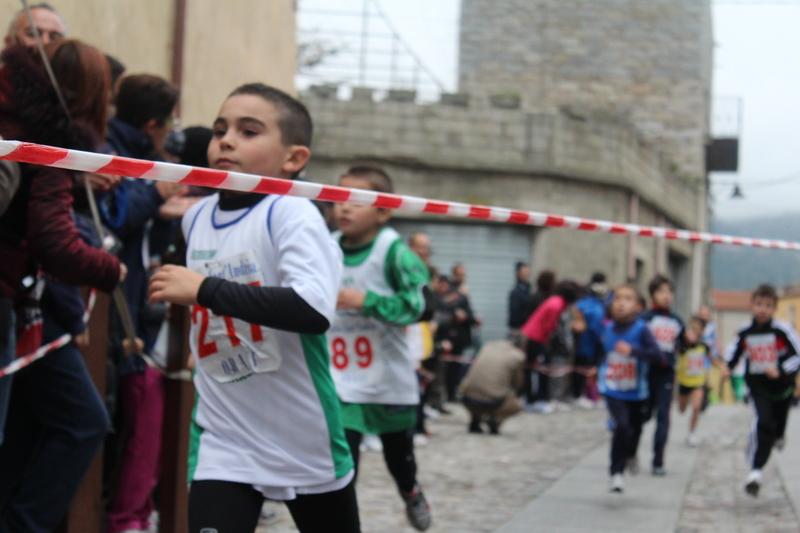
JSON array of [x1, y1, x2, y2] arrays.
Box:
[[686, 432, 700, 447], [745, 469, 762, 497], [402, 486, 432, 531], [774, 437, 786, 452], [360, 434, 383, 452], [626, 456, 639, 476], [609, 473, 624, 493], [575, 396, 595, 410], [652, 465, 666, 477]]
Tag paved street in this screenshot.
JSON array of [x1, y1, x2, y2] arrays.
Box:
[[257, 402, 800, 533]]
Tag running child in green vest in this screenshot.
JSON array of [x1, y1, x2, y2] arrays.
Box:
[[329, 166, 434, 531]]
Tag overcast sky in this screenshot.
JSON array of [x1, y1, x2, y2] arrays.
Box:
[[298, 1, 800, 223]]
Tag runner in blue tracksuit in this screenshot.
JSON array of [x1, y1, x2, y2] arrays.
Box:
[[638, 275, 684, 476], [599, 285, 663, 493]]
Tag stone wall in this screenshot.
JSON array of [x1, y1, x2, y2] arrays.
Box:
[[458, 0, 713, 180], [305, 91, 702, 230]]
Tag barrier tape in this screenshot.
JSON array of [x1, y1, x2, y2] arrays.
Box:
[[0, 289, 192, 382], [441, 354, 598, 377], [0, 140, 797, 250], [0, 289, 97, 379]]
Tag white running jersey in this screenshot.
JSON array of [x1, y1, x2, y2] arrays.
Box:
[[328, 227, 419, 405], [183, 193, 352, 491]]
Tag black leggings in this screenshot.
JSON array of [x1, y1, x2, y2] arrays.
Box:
[[345, 428, 417, 494], [188, 479, 361, 533]]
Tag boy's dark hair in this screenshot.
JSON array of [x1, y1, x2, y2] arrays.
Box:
[[229, 83, 312, 148], [752, 284, 778, 303], [648, 274, 674, 297], [590, 272, 606, 284], [115, 74, 179, 129], [555, 280, 582, 305], [690, 315, 708, 329], [515, 262, 528, 274], [536, 270, 556, 293], [105, 54, 126, 88], [341, 165, 393, 194]]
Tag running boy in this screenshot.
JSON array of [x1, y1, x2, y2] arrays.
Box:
[[725, 284, 800, 497], [328, 166, 433, 531], [598, 285, 662, 493], [639, 274, 684, 476], [676, 316, 721, 447], [148, 84, 359, 533]]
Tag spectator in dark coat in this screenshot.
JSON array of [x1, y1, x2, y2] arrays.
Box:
[[0, 39, 123, 532], [508, 262, 531, 348]]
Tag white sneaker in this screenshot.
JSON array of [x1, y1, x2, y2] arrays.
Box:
[[531, 401, 555, 414], [686, 432, 700, 447], [775, 437, 786, 451], [553, 401, 572, 413], [610, 473, 624, 493], [260, 501, 280, 525], [423, 405, 441, 419], [413, 433, 429, 447], [576, 397, 595, 410], [360, 434, 383, 452], [745, 469, 762, 497]]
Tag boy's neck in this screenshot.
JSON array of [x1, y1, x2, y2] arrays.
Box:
[[341, 226, 382, 247]]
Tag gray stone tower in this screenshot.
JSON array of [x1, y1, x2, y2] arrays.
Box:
[[458, 0, 714, 180]]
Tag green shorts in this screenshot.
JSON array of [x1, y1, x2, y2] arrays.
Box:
[[339, 401, 417, 434]]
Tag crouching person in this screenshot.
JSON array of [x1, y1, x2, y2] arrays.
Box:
[[461, 340, 525, 435]]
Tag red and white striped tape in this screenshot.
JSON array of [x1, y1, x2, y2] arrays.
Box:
[[0, 289, 97, 379], [0, 140, 796, 250]]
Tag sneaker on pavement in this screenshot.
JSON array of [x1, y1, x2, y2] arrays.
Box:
[[745, 469, 762, 497], [468, 420, 484, 434], [610, 473, 624, 493], [361, 434, 383, 452], [626, 456, 639, 476], [575, 396, 595, 410], [413, 433, 429, 447], [652, 465, 666, 477], [260, 502, 280, 525], [402, 487, 432, 531], [686, 432, 700, 447], [775, 437, 786, 452], [486, 415, 500, 435]]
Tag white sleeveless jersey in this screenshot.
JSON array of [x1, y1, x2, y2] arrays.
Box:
[[328, 227, 419, 405], [183, 193, 353, 490]]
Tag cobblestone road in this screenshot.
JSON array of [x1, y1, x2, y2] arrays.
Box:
[[257, 403, 800, 533], [257, 404, 609, 533]]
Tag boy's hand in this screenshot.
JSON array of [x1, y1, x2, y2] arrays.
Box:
[[765, 366, 780, 379], [337, 288, 366, 310], [615, 341, 633, 356], [122, 337, 144, 356], [149, 265, 205, 306]]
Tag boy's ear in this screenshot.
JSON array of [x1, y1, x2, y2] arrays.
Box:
[[376, 207, 392, 225], [282, 145, 311, 176]]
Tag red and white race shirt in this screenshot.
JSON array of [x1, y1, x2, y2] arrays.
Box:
[[746, 333, 778, 374], [604, 351, 638, 392]]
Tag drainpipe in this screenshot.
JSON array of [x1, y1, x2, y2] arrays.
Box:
[[656, 214, 666, 274], [627, 193, 639, 282], [171, 0, 187, 114]]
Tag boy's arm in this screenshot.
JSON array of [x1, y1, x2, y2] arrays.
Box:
[[631, 326, 664, 364], [778, 324, 800, 377], [724, 332, 747, 370], [197, 278, 329, 334], [361, 241, 432, 326]]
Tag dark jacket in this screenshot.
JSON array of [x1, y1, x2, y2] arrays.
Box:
[[101, 118, 169, 343], [0, 45, 120, 305], [508, 280, 531, 329]]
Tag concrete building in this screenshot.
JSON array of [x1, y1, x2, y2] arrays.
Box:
[[302, 0, 713, 341], [0, 0, 296, 125]]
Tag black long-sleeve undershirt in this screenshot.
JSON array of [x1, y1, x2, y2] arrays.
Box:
[[197, 276, 330, 335]]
